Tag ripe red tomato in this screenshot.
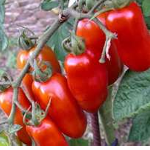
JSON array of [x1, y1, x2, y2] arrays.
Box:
[[32, 73, 87, 138], [105, 2, 150, 71], [17, 45, 61, 102], [26, 118, 68, 146], [0, 88, 31, 145], [76, 16, 123, 85], [64, 53, 108, 113], [22, 74, 35, 101], [17, 45, 61, 73]]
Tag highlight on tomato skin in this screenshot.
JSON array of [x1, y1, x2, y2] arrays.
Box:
[[32, 73, 87, 138], [26, 118, 68, 146], [0, 87, 32, 146]]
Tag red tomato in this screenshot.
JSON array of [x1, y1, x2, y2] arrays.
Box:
[[0, 88, 31, 145], [32, 73, 87, 138], [64, 53, 108, 113], [76, 15, 123, 85], [17, 45, 61, 73], [26, 118, 68, 146], [105, 2, 150, 71], [22, 74, 35, 101]]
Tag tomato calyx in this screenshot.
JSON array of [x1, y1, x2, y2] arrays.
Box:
[[32, 60, 52, 82], [62, 32, 85, 55], [18, 28, 37, 51], [0, 72, 12, 92], [23, 99, 51, 127]]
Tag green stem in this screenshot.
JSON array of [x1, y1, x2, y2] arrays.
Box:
[[99, 87, 116, 146], [93, 18, 116, 63], [8, 88, 18, 124]]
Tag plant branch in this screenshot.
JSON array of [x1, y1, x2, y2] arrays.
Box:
[[90, 112, 101, 146], [8, 88, 18, 124]]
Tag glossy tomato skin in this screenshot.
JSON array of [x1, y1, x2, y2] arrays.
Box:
[[22, 74, 35, 101], [0, 88, 31, 145], [32, 73, 87, 138], [26, 118, 68, 146], [105, 2, 150, 71], [64, 53, 108, 113], [17, 45, 61, 73], [76, 16, 123, 85]]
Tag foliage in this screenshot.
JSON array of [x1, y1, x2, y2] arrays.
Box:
[[0, 0, 8, 51], [69, 139, 89, 146]]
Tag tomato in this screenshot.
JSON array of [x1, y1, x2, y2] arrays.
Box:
[[104, 2, 150, 71], [17, 45, 61, 73], [22, 74, 35, 101], [17, 45, 61, 102], [76, 16, 123, 85], [26, 118, 68, 146], [64, 53, 108, 113], [32, 73, 87, 138], [0, 88, 31, 145]]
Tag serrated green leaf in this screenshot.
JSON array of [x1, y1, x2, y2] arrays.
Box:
[[142, 0, 150, 17], [47, 19, 74, 61], [128, 109, 150, 142], [0, 5, 5, 23], [41, 0, 59, 11], [0, 132, 10, 146], [0, 26, 8, 51], [113, 69, 150, 121], [69, 139, 89, 146]]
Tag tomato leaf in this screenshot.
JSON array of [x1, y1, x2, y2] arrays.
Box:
[[128, 109, 150, 142], [47, 19, 74, 61], [0, 131, 10, 146], [0, 26, 8, 51], [0, 1, 8, 51], [0, 0, 5, 5], [113, 69, 150, 121], [0, 5, 5, 23], [142, 0, 150, 17], [41, 0, 59, 11], [69, 139, 89, 146]]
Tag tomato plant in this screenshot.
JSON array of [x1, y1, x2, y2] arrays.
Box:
[[1, 0, 150, 146]]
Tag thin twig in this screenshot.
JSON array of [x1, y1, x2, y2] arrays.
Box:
[[88, 0, 106, 14]]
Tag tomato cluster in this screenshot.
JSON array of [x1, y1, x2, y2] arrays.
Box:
[[0, 1, 149, 146]]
